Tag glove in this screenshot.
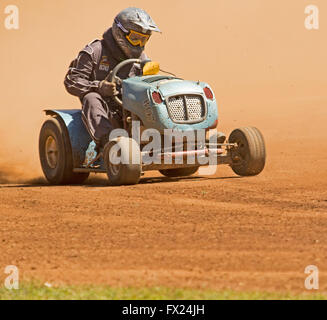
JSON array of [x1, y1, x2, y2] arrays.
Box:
[[98, 80, 118, 97]]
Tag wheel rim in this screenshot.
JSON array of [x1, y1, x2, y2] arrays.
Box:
[[45, 136, 58, 169], [231, 137, 248, 165], [109, 147, 121, 176], [236, 140, 247, 158]]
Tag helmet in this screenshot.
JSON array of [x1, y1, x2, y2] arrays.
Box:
[[112, 7, 160, 58]]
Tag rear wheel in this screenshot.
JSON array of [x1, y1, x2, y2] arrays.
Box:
[[228, 127, 266, 176], [39, 118, 89, 184], [159, 166, 199, 178], [104, 137, 142, 186]]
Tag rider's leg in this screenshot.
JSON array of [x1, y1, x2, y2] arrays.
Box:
[[81, 92, 121, 150]]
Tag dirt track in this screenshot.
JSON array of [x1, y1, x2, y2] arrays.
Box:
[[1, 0, 327, 294], [1, 128, 327, 293]]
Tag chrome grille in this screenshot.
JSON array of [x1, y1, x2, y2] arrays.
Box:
[[167, 95, 205, 123], [167, 96, 187, 121]]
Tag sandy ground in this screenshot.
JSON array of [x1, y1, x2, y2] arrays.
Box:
[[0, 0, 327, 293], [1, 99, 326, 293]]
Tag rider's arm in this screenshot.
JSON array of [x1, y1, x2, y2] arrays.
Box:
[[64, 51, 100, 98]]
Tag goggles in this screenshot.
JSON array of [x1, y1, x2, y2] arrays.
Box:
[[126, 30, 150, 47], [115, 18, 150, 47]]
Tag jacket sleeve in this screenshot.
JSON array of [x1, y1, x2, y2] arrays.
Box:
[[64, 49, 100, 98]]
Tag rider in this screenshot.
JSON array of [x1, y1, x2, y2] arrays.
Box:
[[64, 7, 160, 150]]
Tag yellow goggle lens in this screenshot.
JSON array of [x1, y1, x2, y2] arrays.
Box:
[[126, 30, 150, 47]]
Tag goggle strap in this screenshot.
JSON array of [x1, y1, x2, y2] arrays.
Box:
[[114, 18, 129, 34]]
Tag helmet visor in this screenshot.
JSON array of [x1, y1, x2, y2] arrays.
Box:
[[126, 30, 150, 47]]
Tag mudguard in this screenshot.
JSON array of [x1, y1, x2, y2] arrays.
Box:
[[44, 109, 100, 169]]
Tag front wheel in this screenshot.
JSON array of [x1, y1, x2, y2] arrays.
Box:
[[104, 137, 142, 186], [228, 127, 266, 176]]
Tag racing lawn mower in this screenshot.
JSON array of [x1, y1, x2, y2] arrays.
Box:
[[39, 59, 266, 185]]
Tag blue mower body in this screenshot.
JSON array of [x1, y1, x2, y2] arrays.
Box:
[[45, 75, 219, 171]]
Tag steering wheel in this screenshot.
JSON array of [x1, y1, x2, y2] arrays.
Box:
[[105, 58, 142, 107]]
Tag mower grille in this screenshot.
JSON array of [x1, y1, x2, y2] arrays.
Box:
[[167, 95, 205, 123]]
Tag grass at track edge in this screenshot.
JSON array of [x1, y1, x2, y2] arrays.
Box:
[[0, 283, 326, 300]]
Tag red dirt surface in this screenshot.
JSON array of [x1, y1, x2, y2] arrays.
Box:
[[1, 123, 327, 293], [0, 0, 327, 293]]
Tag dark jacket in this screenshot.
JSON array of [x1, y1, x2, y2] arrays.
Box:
[[64, 28, 146, 99]]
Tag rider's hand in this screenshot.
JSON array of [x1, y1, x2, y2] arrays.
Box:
[[98, 80, 119, 97]]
